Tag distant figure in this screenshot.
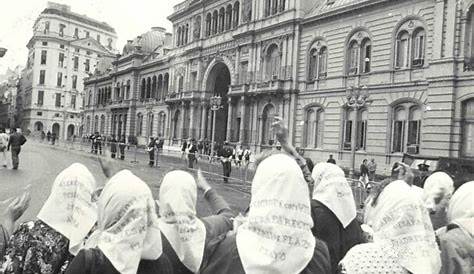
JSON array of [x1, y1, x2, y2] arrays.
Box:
[[220, 141, 234, 183], [243, 147, 252, 166], [7, 128, 27, 170], [235, 144, 244, 166], [154, 134, 164, 167], [327, 154, 336, 164], [197, 139, 204, 159], [46, 131, 51, 142], [0, 128, 9, 168], [110, 135, 117, 159], [147, 137, 155, 167], [51, 132, 57, 145], [367, 158, 377, 181], [414, 162, 430, 188], [93, 132, 103, 155], [118, 135, 126, 160], [187, 139, 198, 169], [181, 139, 188, 159], [40, 130, 46, 142], [360, 159, 369, 185]]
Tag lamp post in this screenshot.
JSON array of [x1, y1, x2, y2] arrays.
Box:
[[345, 85, 371, 176], [210, 94, 223, 156]]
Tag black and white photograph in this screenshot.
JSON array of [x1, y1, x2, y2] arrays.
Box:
[[0, 0, 473, 273]]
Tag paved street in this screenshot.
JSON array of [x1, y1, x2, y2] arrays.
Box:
[[0, 141, 250, 224]]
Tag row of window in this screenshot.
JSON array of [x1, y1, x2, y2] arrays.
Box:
[[264, 0, 286, 17], [36, 90, 76, 109], [204, 2, 240, 38], [139, 74, 170, 100], [38, 70, 80, 89], [43, 21, 113, 49], [39, 50, 90, 72], [306, 21, 426, 80], [135, 112, 167, 137]]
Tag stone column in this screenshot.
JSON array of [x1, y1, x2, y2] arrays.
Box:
[[239, 96, 246, 143], [226, 97, 233, 141], [189, 101, 196, 138], [200, 102, 207, 139]]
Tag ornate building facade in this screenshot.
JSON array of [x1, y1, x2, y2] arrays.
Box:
[[82, 0, 474, 174]]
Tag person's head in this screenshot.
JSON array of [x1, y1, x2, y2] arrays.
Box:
[[0, 128, 4, 133], [371, 158, 375, 163], [422, 172, 454, 214], [418, 163, 430, 172], [90, 170, 162, 273], [10, 128, 16, 133], [37, 163, 98, 255], [363, 159, 368, 164], [329, 154, 333, 159], [159, 170, 197, 221], [149, 136, 154, 141], [447, 181, 474, 226]]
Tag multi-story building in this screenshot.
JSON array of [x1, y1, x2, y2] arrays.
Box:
[[83, 0, 474, 174], [20, 2, 117, 140]]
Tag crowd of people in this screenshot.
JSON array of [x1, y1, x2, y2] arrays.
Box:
[[0, 128, 27, 170], [0, 118, 472, 274]]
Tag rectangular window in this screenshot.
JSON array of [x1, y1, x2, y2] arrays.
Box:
[[357, 120, 367, 150], [37, 111, 43, 116], [414, 35, 424, 60], [85, 31, 90, 38], [55, 93, 61, 107], [58, 53, 64, 68], [85, 59, 90, 72], [39, 70, 46, 85], [392, 120, 405, 152], [71, 95, 76, 109], [363, 45, 371, 73], [41, 50, 47, 65], [72, 75, 78, 89], [318, 51, 327, 77], [37, 90, 44, 106], [59, 44, 65, 49], [240, 62, 249, 83], [343, 120, 352, 150], [96, 34, 101, 43], [75, 48, 80, 53], [396, 38, 409, 68], [59, 24, 65, 37], [408, 120, 421, 145], [191, 72, 197, 89], [42, 41, 48, 46], [57, 72, 63, 87], [44, 21, 50, 34], [74, 28, 79, 38], [74, 56, 79, 70], [349, 47, 359, 74]]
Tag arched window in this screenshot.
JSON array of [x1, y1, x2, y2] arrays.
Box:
[[261, 104, 275, 145], [265, 44, 280, 80], [271, 0, 278, 14], [348, 41, 359, 75], [158, 112, 166, 137], [164, 73, 170, 96], [88, 90, 92, 106], [147, 112, 154, 137], [219, 8, 225, 32], [126, 80, 131, 99], [465, 6, 474, 69], [361, 39, 371, 73], [185, 24, 189, 44], [86, 116, 91, 134], [307, 42, 328, 80], [140, 79, 146, 99], [94, 115, 99, 133], [146, 77, 151, 99], [194, 16, 201, 40], [178, 76, 184, 92], [318, 47, 328, 77], [157, 75, 163, 100], [391, 102, 422, 153], [308, 49, 318, 80], [233, 2, 240, 28], [115, 83, 120, 100], [177, 27, 181, 46], [212, 11, 218, 35], [152, 76, 157, 98], [304, 107, 324, 148], [279, 0, 286, 12], [342, 109, 355, 150], [346, 31, 371, 75], [357, 109, 368, 150], [173, 110, 181, 139], [226, 5, 233, 30], [462, 99, 474, 156], [265, 0, 271, 16], [100, 115, 106, 134], [394, 20, 426, 69], [137, 113, 143, 136], [206, 13, 212, 37]]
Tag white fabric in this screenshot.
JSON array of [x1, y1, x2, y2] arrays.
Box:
[[0, 133, 8, 147], [422, 172, 454, 211], [236, 153, 315, 274], [158, 170, 206, 273], [311, 163, 356, 228], [37, 163, 97, 255], [447, 181, 474, 237], [86, 170, 162, 274], [411, 185, 424, 200], [340, 243, 408, 274], [363, 180, 441, 274]]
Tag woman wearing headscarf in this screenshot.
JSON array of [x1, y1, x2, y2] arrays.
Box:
[[311, 163, 364, 273], [422, 171, 454, 230], [437, 181, 474, 274], [340, 180, 441, 274], [201, 153, 331, 274], [1, 163, 98, 274], [65, 170, 171, 274], [158, 169, 235, 273]]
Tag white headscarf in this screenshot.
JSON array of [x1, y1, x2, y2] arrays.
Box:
[[422, 172, 454, 211], [86, 170, 162, 274], [311, 163, 356, 228], [37, 163, 97, 255], [158, 170, 206, 273], [236, 153, 315, 274], [363, 180, 441, 274], [447, 181, 474, 237]]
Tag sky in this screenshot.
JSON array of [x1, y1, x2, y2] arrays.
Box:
[[0, 0, 182, 75]]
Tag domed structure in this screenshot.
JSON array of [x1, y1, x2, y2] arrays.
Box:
[[122, 27, 167, 56]]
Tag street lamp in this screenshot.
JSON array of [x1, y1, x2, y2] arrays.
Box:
[[0, 47, 7, 58], [210, 94, 223, 156], [345, 85, 372, 176]]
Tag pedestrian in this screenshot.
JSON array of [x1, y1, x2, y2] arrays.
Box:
[[0, 128, 9, 168], [367, 158, 377, 182], [359, 159, 369, 186], [1, 164, 97, 274], [437, 181, 474, 274], [40, 130, 46, 142], [414, 162, 430, 188], [186, 139, 198, 169], [110, 135, 117, 159], [158, 170, 235, 273], [235, 144, 243, 166], [7, 128, 27, 170], [200, 154, 331, 274], [311, 163, 364, 273], [46, 131, 51, 142], [219, 141, 234, 183], [118, 135, 126, 160], [243, 146, 251, 166], [65, 170, 172, 274], [51, 132, 57, 145], [154, 134, 164, 167], [94, 132, 103, 155], [327, 154, 336, 164], [147, 137, 155, 167], [340, 180, 441, 274], [181, 139, 188, 159], [197, 139, 204, 159]]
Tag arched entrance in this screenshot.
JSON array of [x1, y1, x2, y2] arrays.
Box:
[[206, 62, 231, 144], [52, 123, 60, 138], [67, 124, 75, 140], [34, 121, 43, 132]]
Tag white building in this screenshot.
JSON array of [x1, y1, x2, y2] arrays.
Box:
[[20, 2, 117, 139]]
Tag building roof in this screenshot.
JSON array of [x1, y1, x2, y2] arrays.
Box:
[[122, 27, 168, 56], [40, 7, 116, 33], [305, 0, 373, 19]]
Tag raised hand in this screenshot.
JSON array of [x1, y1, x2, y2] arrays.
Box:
[[5, 192, 31, 222], [271, 116, 289, 145], [196, 169, 212, 193]]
